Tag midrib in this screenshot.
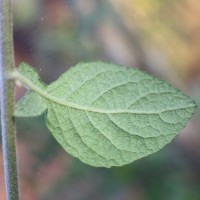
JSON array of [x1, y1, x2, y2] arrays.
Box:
[[12, 70, 194, 115]]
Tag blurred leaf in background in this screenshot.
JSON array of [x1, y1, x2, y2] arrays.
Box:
[[110, 0, 200, 82]]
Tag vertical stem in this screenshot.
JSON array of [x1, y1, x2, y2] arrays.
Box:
[[0, 0, 20, 200]]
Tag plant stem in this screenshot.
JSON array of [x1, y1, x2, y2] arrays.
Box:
[[0, 0, 20, 199]]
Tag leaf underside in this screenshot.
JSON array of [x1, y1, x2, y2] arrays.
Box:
[[14, 62, 196, 168]]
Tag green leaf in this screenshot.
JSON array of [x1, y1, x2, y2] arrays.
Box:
[[14, 62, 196, 168], [14, 91, 47, 117], [14, 63, 47, 117], [17, 62, 46, 89]]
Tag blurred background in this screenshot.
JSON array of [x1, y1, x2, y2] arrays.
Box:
[[1, 0, 200, 199]]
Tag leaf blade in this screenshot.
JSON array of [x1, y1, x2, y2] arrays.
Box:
[[14, 62, 197, 167], [14, 91, 47, 117]]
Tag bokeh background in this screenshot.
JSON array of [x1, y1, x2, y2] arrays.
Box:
[[1, 0, 200, 199]]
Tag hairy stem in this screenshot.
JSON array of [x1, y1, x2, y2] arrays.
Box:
[[0, 0, 20, 199]]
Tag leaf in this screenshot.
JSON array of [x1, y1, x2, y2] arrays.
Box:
[[14, 91, 47, 117], [17, 62, 46, 89], [14, 63, 47, 117], [14, 62, 196, 168]]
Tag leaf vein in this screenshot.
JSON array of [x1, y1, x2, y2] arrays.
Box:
[[67, 108, 108, 162]]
